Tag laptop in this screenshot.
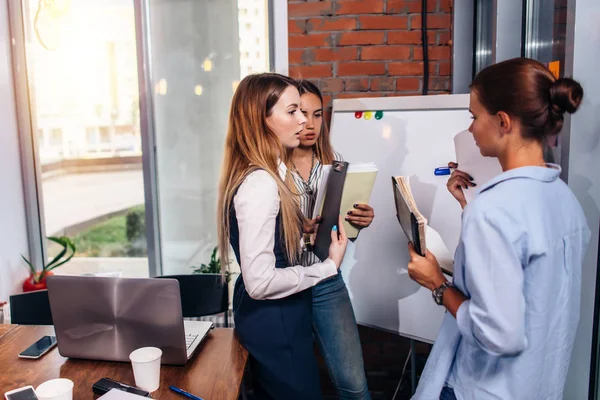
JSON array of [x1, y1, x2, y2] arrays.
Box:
[[46, 275, 214, 365]]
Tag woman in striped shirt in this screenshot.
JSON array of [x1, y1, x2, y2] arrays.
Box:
[[287, 80, 375, 400]]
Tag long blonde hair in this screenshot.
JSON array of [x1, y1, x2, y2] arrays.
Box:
[[218, 73, 304, 268]]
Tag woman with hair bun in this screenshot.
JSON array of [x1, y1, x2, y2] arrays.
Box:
[[406, 58, 590, 400]]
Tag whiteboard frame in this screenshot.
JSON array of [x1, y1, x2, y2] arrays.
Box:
[[331, 93, 470, 113]]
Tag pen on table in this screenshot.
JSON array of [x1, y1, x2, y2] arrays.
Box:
[[434, 166, 453, 176], [169, 385, 203, 400]]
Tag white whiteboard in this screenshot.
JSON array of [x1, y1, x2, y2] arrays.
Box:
[[331, 94, 471, 343]]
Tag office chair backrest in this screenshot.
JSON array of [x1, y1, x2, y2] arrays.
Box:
[[10, 290, 54, 325], [155, 274, 228, 319]]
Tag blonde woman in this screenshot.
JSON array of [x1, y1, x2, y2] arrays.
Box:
[[218, 73, 348, 399]]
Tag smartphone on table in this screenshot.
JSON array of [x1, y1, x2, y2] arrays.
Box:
[[4, 386, 39, 400], [18, 335, 57, 359]]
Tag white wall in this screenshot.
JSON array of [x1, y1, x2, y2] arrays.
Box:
[[0, 1, 30, 302], [564, 0, 600, 398]]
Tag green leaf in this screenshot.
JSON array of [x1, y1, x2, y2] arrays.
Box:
[[45, 241, 67, 270], [21, 255, 36, 275], [45, 236, 76, 271]]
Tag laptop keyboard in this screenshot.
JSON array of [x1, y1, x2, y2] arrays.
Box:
[[185, 333, 199, 350]]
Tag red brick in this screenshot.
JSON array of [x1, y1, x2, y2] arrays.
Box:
[[336, 0, 384, 15], [307, 17, 357, 31], [414, 46, 451, 60], [339, 31, 385, 46], [320, 78, 344, 93], [382, 92, 414, 97], [370, 77, 396, 91], [361, 342, 384, 366], [338, 61, 386, 76], [288, 19, 307, 34], [313, 47, 358, 62], [387, 30, 435, 44], [289, 33, 332, 49], [382, 342, 410, 357], [289, 49, 305, 65], [438, 61, 451, 76], [388, 61, 424, 76], [345, 78, 370, 91], [387, 0, 435, 14], [357, 325, 372, 340], [289, 64, 333, 79], [361, 45, 411, 61], [365, 326, 398, 342], [359, 15, 408, 30], [288, 2, 335, 18], [410, 14, 451, 30], [428, 77, 450, 91], [439, 0, 453, 12], [336, 92, 383, 99], [437, 31, 451, 45], [396, 77, 421, 91]]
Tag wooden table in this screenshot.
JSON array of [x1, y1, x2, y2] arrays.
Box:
[[0, 325, 248, 399], [0, 324, 15, 340]]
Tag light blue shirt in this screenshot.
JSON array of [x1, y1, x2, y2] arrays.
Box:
[[414, 165, 590, 400]]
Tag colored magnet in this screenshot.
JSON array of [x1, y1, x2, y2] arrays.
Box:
[[364, 111, 373, 120], [375, 111, 383, 120], [355, 111, 363, 119]]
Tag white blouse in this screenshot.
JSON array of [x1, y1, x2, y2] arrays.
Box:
[[233, 163, 337, 300]]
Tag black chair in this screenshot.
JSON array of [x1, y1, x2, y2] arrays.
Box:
[[155, 274, 229, 327], [9, 290, 53, 325]]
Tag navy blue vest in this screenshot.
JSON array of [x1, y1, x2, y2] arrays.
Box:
[[228, 196, 322, 399]]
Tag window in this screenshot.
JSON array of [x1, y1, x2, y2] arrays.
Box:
[[13, 0, 275, 278], [49, 129, 63, 146], [19, 0, 148, 278], [145, 0, 271, 274]]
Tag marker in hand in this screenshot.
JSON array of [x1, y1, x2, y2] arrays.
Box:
[[434, 166, 452, 176]]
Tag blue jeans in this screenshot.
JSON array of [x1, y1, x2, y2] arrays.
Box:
[[439, 386, 457, 400], [312, 273, 371, 400]]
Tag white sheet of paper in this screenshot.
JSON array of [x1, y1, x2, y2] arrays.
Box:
[[426, 225, 453, 273], [98, 389, 148, 399], [454, 130, 503, 203], [312, 165, 331, 219]]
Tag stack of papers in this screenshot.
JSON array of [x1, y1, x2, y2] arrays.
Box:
[[98, 389, 149, 399]]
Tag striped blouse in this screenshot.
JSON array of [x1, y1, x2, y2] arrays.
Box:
[[290, 151, 343, 267]]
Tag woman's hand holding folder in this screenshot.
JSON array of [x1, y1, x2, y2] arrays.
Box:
[[328, 215, 348, 269], [407, 242, 447, 291], [345, 204, 375, 228], [302, 215, 347, 269]]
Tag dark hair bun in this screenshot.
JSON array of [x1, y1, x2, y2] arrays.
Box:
[[549, 78, 584, 117]]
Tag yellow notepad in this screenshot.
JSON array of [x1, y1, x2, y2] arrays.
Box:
[[341, 163, 378, 238]]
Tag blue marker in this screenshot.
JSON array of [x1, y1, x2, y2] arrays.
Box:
[[434, 166, 452, 176], [169, 386, 204, 400]]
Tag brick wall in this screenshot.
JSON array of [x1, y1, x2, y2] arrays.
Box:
[[288, 0, 453, 112]]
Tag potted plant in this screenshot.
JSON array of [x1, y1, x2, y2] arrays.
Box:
[[192, 246, 231, 283], [21, 236, 76, 292]]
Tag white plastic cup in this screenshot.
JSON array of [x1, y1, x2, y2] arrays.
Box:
[[129, 347, 162, 392], [36, 378, 74, 400]]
